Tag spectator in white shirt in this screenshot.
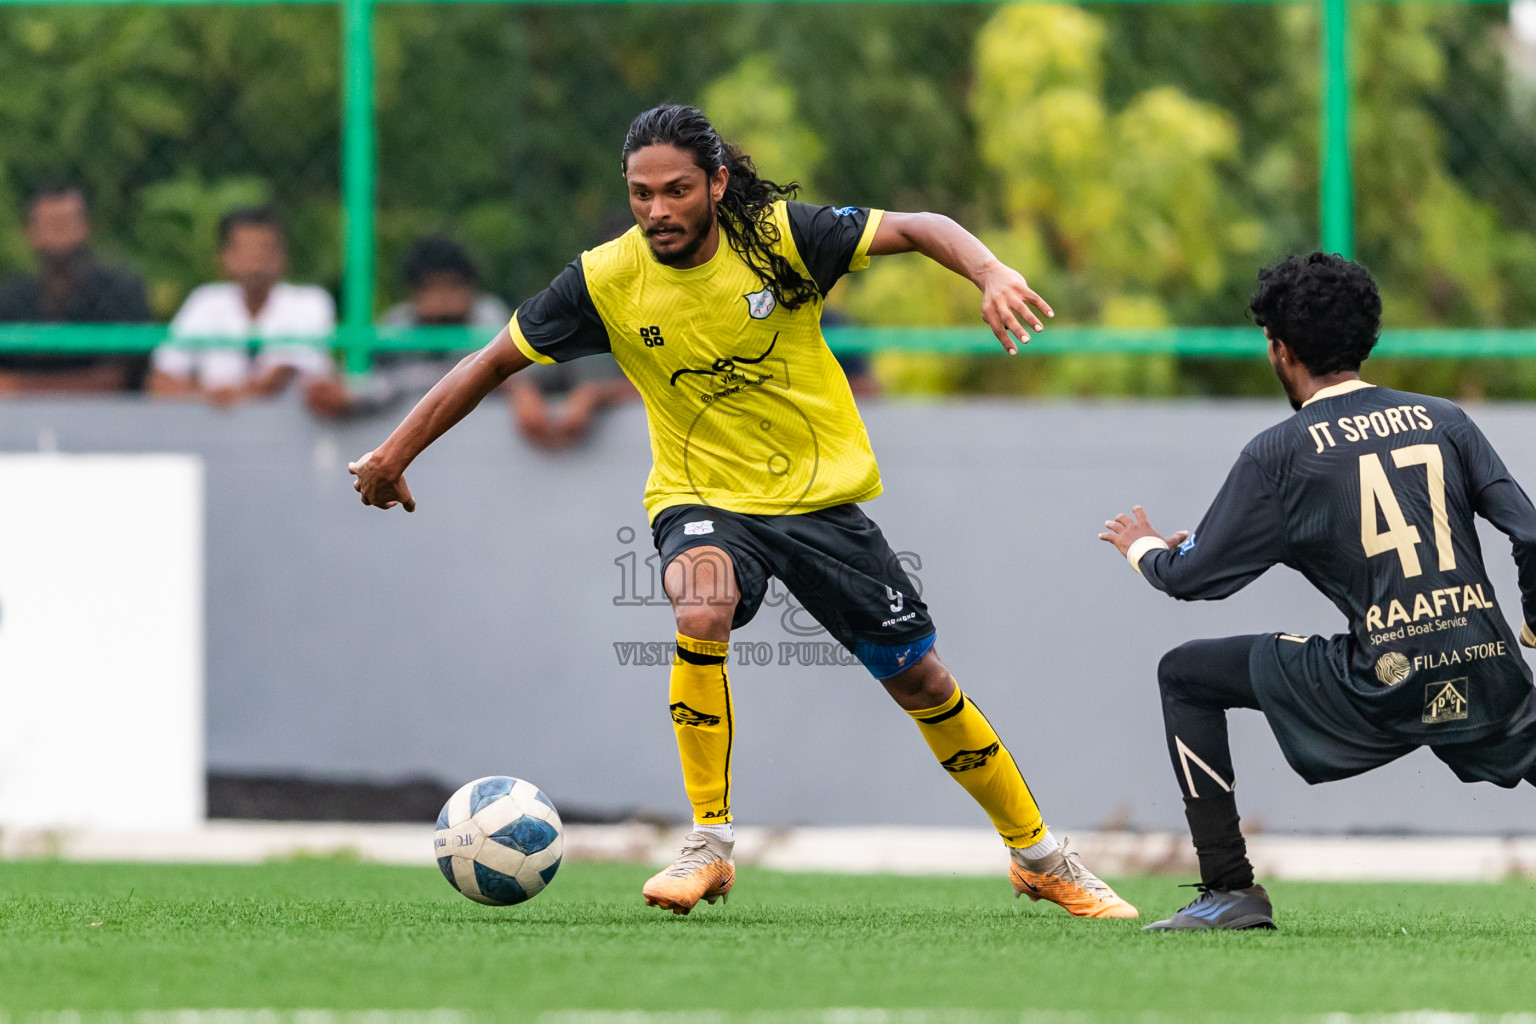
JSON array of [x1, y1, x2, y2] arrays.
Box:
[[151, 206, 336, 405]]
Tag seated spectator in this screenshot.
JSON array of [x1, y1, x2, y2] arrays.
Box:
[[383, 236, 511, 329], [507, 359, 636, 450], [0, 180, 153, 393], [151, 206, 335, 405], [304, 235, 509, 417], [499, 212, 637, 448]]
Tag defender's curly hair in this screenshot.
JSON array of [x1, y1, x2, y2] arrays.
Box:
[[621, 104, 819, 312], [1249, 252, 1382, 376]]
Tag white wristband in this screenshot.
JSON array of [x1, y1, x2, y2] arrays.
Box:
[[1521, 621, 1535, 649], [1126, 536, 1170, 575]]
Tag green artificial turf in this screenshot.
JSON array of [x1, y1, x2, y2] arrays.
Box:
[[0, 859, 1533, 1019]]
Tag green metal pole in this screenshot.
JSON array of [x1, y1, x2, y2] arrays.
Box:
[[342, 0, 376, 373], [1320, 0, 1354, 257]]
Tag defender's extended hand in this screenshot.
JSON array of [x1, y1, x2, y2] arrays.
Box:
[[350, 450, 416, 512], [978, 263, 1053, 355], [1098, 505, 1188, 558]]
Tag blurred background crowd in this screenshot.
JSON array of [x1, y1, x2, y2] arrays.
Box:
[[3, 1, 1536, 413], [0, 178, 651, 445]]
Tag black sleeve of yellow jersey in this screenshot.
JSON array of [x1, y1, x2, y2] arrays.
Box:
[[785, 201, 879, 297], [510, 259, 610, 364]]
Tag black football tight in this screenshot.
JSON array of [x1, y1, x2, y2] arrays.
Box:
[[1156, 635, 1267, 891]]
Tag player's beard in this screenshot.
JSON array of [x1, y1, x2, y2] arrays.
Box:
[[646, 203, 716, 267]]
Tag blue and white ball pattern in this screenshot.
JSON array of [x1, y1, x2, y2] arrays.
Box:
[[434, 776, 564, 906]]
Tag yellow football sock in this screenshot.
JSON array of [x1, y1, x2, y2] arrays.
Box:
[[907, 685, 1046, 848], [670, 633, 735, 825]]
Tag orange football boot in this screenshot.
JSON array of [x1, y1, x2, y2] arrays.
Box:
[[642, 831, 734, 915], [1008, 835, 1139, 919]]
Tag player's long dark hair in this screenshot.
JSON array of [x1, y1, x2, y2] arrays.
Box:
[[621, 104, 819, 312]]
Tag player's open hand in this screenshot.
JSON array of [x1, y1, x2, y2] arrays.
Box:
[[978, 262, 1053, 355], [350, 449, 416, 513], [1098, 505, 1189, 557]]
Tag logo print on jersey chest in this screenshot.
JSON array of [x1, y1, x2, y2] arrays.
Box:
[[669, 334, 780, 390]]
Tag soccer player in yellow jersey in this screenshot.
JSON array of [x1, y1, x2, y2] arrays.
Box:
[[351, 104, 1136, 919]]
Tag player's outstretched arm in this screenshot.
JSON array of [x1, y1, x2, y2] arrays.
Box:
[[869, 212, 1052, 355], [1457, 415, 1536, 648], [1099, 453, 1285, 601], [1100, 507, 1189, 575], [1475, 481, 1536, 649], [350, 325, 533, 512]]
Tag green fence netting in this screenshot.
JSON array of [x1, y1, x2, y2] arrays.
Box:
[[1, 0, 1534, 374]]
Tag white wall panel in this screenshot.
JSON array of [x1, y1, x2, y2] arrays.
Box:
[[0, 454, 203, 829]]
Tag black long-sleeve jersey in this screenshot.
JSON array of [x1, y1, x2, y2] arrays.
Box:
[[1137, 381, 1536, 744]]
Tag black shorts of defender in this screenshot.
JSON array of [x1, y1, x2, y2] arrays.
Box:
[[1158, 633, 1536, 897], [652, 503, 936, 679], [1160, 634, 1536, 793]]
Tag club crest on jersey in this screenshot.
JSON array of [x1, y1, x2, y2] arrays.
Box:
[[743, 287, 777, 320], [939, 742, 1000, 773]]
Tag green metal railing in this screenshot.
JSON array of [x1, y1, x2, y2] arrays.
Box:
[[7, 323, 1536, 362], [0, 0, 1529, 368], [1320, 0, 1353, 258]]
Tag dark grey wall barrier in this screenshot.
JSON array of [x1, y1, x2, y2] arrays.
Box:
[[3, 395, 1532, 834]]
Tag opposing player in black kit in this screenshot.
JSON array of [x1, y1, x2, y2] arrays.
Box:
[[1101, 253, 1536, 931]]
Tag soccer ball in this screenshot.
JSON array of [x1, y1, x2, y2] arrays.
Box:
[[434, 776, 564, 906]]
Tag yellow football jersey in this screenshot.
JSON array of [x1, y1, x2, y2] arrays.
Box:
[[509, 200, 885, 522]]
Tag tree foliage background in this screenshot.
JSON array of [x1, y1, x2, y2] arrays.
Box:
[[2, 1, 1534, 395]]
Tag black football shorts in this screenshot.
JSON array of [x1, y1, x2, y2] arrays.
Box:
[[1250, 633, 1536, 788], [651, 502, 936, 678]]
